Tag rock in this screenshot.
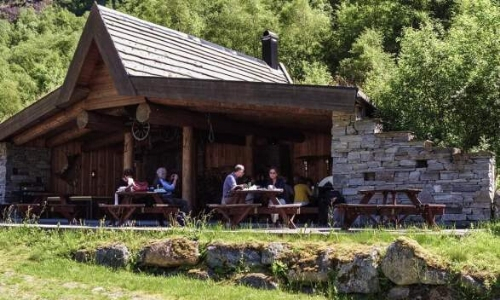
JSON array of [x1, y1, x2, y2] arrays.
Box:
[[261, 242, 289, 265], [74, 249, 93, 263], [286, 247, 334, 283], [186, 268, 211, 280], [237, 273, 279, 290], [205, 243, 262, 271], [428, 286, 455, 300], [460, 274, 487, 293], [95, 244, 130, 268], [138, 238, 199, 268], [387, 286, 410, 300], [335, 249, 380, 294], [381, 237, 449, 285]]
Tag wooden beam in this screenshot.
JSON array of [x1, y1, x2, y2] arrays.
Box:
[[82, 132, 123, 152], [182, 127, 195, 211], [46, 127, 92, 148], [77, 111, 125, 132], [123, 131, 134, 170], [245, 135, 254, 177], [12, 102, 85, 146], [130, 76, 359, 114], [136, 103, 305, 142], [0, 86, 89, 142]]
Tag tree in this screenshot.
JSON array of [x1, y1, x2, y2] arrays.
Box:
[[373, 0, 500, 154]]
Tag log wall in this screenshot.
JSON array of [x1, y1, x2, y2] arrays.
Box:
[[51, 141, 123, 196]]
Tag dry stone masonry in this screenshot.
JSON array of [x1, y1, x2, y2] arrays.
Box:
[[77, 237, 495, 298], [0, 143, 51, 204], [331, 116, 496, 225]]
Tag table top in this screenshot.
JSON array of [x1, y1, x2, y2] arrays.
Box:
[[233, 188, 284, 194], [116, 191, 166, 196], [358, 188, 422, 194]]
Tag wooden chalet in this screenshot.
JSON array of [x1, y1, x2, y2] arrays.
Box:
[[0, 4, 372, 210]]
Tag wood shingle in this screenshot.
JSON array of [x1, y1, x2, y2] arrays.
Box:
[[97, 5, 291, 84]]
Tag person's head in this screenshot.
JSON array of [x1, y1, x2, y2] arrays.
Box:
[[297, 176, 307, 184], [156, 167, 167, 179], [123, 168, 134, 178], [268, 167, 279, 180], [233, 164, 245, 178]]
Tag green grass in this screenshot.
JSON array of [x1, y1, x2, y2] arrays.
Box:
[[0, 222, 499, 299]]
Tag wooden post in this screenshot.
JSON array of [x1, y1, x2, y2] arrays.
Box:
[[245, 135, 254, 177], [182, 126, 195, 211], [123, 132, 134, 170]]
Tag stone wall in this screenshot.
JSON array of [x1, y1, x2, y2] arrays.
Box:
[[0, 142, 51, 203], [331, 116, 496, 225]]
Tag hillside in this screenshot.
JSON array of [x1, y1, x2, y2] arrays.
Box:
[[0, 0, 500, 160]]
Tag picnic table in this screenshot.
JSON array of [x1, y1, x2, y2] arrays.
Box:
[[337, 188, 445, 230], [208, 188, 309, 229], [99, 191, 179, 226]]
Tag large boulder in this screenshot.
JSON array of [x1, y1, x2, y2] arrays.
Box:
[[335, 249, 380, 294], [261, 242, 290, 265], [285, 247, 335, 283], [381, 237, 450, 285], [387, 286, 410, 300], [73, 249, 93, 263], [237, 273, 279, 290], [205, 243, 262, 272], [138, 238, 199, 268], [95, 244, 130, 268]]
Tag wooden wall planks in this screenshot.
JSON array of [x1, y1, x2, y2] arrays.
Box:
[[50, 141, 123, 196]]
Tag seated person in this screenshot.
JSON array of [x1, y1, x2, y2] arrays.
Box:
[[116, 168, 135, 192], [294, 176, 312, 206], [221, 164, 246, 204], [115, 168, 135, 205], [266, 167, 287, 204], [267, 167, 286, 225], [153, 167, 189, 214]]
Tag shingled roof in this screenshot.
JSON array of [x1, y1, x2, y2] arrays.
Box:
[[0, 4, 372, 142], [97, 5, 291, 83]]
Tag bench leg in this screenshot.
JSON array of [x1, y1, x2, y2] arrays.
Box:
[[342, 210, 358, 230]]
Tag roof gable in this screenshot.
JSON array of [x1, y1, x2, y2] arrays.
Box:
[[97, 5, 291, 84]]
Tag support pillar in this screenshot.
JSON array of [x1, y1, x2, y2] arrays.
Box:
[[123, 131, 134, 171], [182, 127, 195, 210]]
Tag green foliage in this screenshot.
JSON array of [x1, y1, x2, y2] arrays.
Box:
[[1, 0, 500, 158], [0, 5, 84, 121], [375, 0, 500, 151]]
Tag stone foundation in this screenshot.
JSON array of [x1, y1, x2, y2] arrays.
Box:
[[331, 116, 496, 225], [0, 142, 51, 203]]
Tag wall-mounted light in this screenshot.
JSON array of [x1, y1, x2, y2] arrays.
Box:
[[91, 170, 96, 178]]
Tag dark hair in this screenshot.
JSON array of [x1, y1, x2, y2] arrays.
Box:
[[269, 166, 279, 174], [123, 168, 134, 177], [297, 176, 307, 184]]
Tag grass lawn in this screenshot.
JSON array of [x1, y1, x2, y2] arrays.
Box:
[[0, 222, 499, 299]]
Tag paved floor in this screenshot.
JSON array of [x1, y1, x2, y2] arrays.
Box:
[[0, 219, 474, 235]]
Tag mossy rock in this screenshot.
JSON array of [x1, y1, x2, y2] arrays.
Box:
[[381, 237, 450, 285], [138, 238, 199, 268], [95, 243, 130, 269], [205, 242, 264, 270]]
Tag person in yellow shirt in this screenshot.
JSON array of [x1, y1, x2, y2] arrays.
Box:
[[294, 176, 312, 205]]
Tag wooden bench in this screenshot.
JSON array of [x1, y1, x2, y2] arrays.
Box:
[[69, 196, 114, 219], [208, 204, 262, 228], [99, 204, 146, 226], [255, 204, 311, 229], [208, 203, 320, 229], [337, 203, 446, 229], [9, 203, 45, 220], [142, 204, 181, 220], [46, 196, 83, 224]]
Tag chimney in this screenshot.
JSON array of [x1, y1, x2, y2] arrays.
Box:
[[261, 30, 279, 69]]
